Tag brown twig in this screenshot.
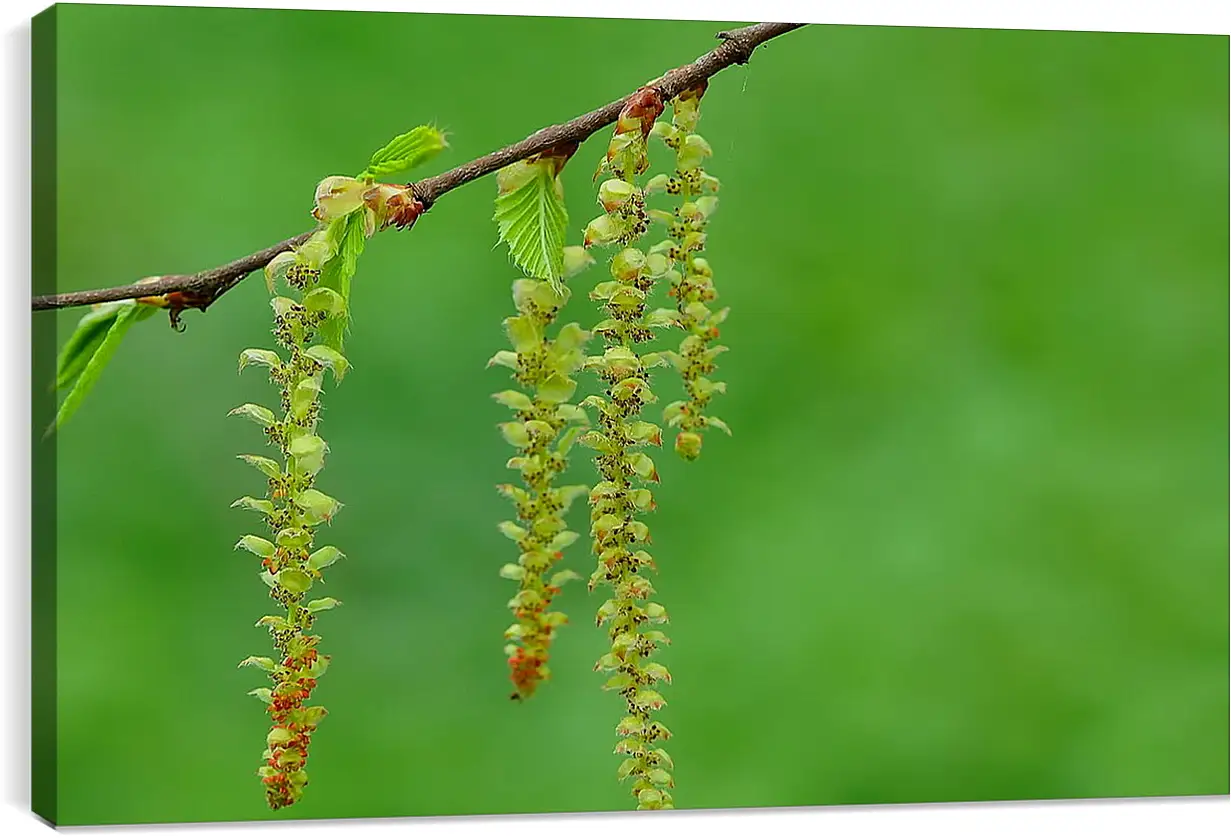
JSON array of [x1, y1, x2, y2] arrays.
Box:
[[31, 22, 806, 314]]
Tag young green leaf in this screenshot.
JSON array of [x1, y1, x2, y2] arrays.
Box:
[[360, 125, 448, 179], [317, 213, 367, 352], [494, 159, 568, 289], [54, 301, 149, 391], [52, 302, 154, 433], [55, 306, 119, 390]]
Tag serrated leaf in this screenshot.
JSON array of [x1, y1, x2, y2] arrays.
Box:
[[54, 303, 119, 390], [54, 301, 151, 391], [361, 125, 448, 179], [494, 160, 568, 288], [317, 213, 365, 351], [51, 302, 152, 433]]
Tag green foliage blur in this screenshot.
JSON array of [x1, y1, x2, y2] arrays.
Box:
[[44, 5, 1228, 826]]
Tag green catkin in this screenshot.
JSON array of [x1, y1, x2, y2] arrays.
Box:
[[490, 250, 594, 700], [233, 233, 349, 811], [646, 83, 731, 460], [582, 87, 677, 811], [228, 133, 435, 810]]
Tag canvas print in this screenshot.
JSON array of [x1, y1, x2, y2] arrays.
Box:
[[30, 3, 1228, 828]]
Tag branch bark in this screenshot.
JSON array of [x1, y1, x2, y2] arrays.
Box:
[[32, 21, 806, 314]]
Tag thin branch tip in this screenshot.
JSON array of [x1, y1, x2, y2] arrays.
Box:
[[33, 21, 807, 314]]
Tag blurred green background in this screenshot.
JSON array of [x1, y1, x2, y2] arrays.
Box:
[[42, 4, 1228, 827]]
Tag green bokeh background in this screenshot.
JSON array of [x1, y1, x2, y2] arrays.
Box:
[[43, 4, 1228, 827]]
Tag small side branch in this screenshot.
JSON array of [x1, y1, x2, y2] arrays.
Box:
[[31, 22, 805, 314]]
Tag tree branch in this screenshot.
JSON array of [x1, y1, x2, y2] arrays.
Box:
[[32, 21, 806, 314]]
